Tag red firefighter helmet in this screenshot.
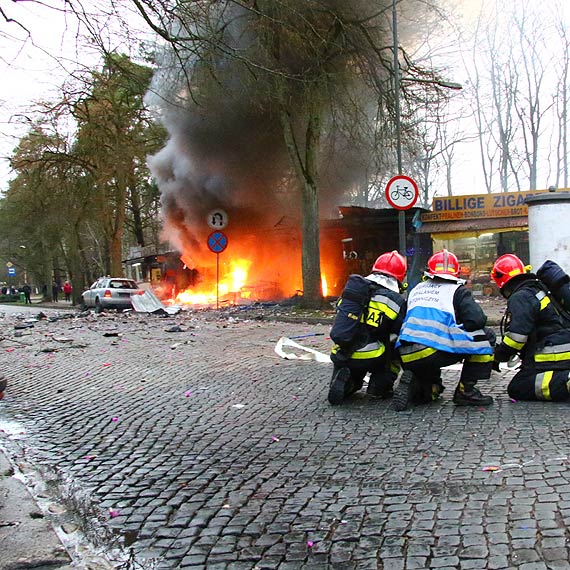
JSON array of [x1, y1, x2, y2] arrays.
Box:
[[490, 254, 527, 289], [427, 249, 460, 279], [372, 250, 407, 283]]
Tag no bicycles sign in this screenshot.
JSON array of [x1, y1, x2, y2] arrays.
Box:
[[385, 175, 419, 210]]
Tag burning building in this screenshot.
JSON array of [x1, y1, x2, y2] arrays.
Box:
[[124, 206, 430, 307]]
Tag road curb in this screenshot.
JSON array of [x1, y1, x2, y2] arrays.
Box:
[[0, 448, 74, 570]]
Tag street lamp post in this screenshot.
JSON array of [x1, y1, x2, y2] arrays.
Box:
[[391, 2, 462, 258], [392, 0, 406, 256]]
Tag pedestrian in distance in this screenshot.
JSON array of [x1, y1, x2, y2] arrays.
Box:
[[0, 375, 6, 400], [63, 281, 72, 302], [22, 283, 32, 304], [395, 249, 495, 411], [52, 281, 59, 302], [491, 254, 570, 401], [328, 250, 408, 405]]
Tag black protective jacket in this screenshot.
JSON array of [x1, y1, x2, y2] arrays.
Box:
[[453, 285, 488, 332], [495, 275, 570, 370], [331, 278, 406, 364]]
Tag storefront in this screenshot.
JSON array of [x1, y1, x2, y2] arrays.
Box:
[[417, 189, 556, 295]]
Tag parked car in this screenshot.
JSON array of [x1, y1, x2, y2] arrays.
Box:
[[81, 277, 144, 312]]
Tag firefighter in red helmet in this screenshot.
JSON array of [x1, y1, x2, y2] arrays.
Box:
[[394, 249, 495, 411], [491, 254, 570, 401], [328, 251, 407, 405]]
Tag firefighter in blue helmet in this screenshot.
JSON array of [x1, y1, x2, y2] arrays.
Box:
[[394, 249, 495, 411], [491, 254, 570, 401], [328, 251, 408, 405]]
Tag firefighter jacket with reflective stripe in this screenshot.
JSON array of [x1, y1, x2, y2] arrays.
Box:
[[495, 277, 570, 371], [331, 281, 406, 362], [397, 279, 493, 355]]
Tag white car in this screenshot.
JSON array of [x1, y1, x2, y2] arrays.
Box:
[[81, 278, 143, 312]]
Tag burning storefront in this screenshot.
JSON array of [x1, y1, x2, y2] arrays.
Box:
[[322, 206, 432, 292], [124, 206, 431, 307]]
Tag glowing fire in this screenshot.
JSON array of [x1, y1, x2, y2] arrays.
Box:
[[176, 258, 252, 305], [321, 274, 328, 297]]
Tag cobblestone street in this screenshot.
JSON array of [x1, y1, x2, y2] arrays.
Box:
[[1, 306, 570, 569]]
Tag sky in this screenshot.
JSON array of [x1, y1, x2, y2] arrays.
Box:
[[0, 1, 144, 191], [1, 1, 570, 201], [0, 3, 82, 182]]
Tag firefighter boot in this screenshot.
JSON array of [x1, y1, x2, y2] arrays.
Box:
[[367, 372, 394, 399], [0, 375, 6, 400], [392, 370, 417, 412], [413, 380, 439, 404], [328, 367, 351, 406], [453, 381, 493, 406]]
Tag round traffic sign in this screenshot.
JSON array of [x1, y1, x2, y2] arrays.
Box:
[[207, 231, 228, 253], [207, 209, 228, 229], [385, 175, 419, 210]]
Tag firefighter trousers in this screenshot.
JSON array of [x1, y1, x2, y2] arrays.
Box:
[[330, 356, 399, 396], [400, 347, 493, 394], [508, 365, 570, 401]]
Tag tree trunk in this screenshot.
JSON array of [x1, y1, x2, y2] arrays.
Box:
[[109, 162, 128, 276], [280, 104, 323, 308], [130, 182, 146, 247]]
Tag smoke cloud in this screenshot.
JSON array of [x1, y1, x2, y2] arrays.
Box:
[[146, 1, 394, 274]]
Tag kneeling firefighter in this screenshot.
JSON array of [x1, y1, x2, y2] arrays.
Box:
[[491, 254, 570, 401], [328, 251, 407, 405], [395, 249, 495, 411]]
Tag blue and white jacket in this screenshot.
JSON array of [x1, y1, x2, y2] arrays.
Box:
[[398, 279, 493, 355]]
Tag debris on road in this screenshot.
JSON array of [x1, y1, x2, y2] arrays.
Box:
[[131, 289, 181, 315]]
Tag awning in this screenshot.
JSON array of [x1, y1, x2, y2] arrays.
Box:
[[417, 216, 527, 239]]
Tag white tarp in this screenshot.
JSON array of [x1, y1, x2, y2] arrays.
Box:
[[274, 337, 331, 363]]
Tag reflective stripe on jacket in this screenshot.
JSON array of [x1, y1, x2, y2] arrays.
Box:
[[398, 280, 493, 355]]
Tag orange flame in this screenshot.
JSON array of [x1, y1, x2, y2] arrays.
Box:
[[321, 274, 328, 297], [176, 258, 252, 305]]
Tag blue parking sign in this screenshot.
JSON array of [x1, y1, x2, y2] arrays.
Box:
[[7, 267, 16, 277], [207, 231, 228, 253]]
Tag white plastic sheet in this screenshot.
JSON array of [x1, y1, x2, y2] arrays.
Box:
[[274, 336, 331, 363]]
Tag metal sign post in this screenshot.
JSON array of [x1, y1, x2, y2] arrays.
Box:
[[385, 175, 419, 256], [207, 231, 228, 309], [216, 253, 220, 309]]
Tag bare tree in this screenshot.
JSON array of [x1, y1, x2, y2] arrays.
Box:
[[461, 0, 569, 194], [511, 5, 553, 191], [554, 9, 570, 189], [468, 4, 522, 193]]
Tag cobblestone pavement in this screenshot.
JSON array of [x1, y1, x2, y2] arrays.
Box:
[[1, 307, 570, 570]]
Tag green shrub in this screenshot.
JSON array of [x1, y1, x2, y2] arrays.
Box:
[[0, 294, 21, 303]]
